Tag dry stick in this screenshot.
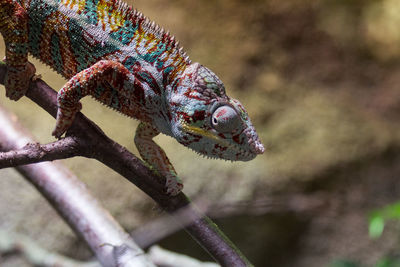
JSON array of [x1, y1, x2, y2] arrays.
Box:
[[0, 230, 100, 267], [132, 198, 211, 249], [0, 106, 153, 267], [148, 246, 219, 267], [0, 137, 80, 168], [0, 228, 219, 267], [0, 65, 253, 267]]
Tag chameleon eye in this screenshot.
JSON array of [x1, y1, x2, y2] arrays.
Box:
[[211, 105, 241, 133]]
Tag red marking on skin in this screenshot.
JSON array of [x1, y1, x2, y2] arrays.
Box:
[[192, 110, 205, 122], [145, 36, 154, 48], [215, 144, 228, 151], [161, 66, 170, 86], [188, 133, 202, 142], [39, 11, 59, 64], [37, 12, 82, 78], [169, 60, 187, 81], [132, 63, 161, 95], [180, 139, 199, 147], [15, 5, 26, 18], [178, 140, 191, 146], [216, 108, 227, 118], [179, 132, 203, 146], [184, 88, 204, 101], [59, 38, 78, 77], [232, 134, 241, 144], [135, 20, 146, 46], [177, 111, 191, 123], [133, 78, 146, 103], [171, 78, 180, 92], [166, 109, 172, 121], [113, 68, 129, 90]]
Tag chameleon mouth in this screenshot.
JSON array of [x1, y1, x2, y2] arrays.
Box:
[[181, 123, 258, 160], [243, 128, 265, 155]]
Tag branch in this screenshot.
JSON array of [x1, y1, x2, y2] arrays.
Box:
[[131, 198, 211, 249], [0, 106, 153, 266], [0, 137, 81, 168], [0, 229, 217, 267], [148, 246, 219, 267], [0, 230, 100, 267], [0, 106, 154, 266], [0, 65, 253, 266]]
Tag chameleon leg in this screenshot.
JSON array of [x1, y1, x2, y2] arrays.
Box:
[[135, 122, 183, 196], [52, 60, 133, 137], [0, 0, 35, 100]]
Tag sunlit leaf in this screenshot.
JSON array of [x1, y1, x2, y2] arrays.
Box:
[[369, 216, 385, 239]]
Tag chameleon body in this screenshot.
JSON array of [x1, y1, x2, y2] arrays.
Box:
[[0, 0, 264, 195]]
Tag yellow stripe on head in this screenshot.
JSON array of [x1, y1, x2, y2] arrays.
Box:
[[181, 123, 230, 147]]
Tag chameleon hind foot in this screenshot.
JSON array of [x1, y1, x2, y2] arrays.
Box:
[[2, 59, 36, 101], [52, 101, 82, 138]]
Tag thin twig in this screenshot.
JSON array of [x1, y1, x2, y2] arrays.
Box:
[[0, 65, 253, 267], [132, 198, 211, 249], [0, 230, 100, 267], [148, 246, 220, 267]]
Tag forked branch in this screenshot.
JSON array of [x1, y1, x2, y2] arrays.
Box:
[[0, 137, 80, 168]]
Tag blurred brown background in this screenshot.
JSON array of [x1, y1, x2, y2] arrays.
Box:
[[0, 0, 399, 266]]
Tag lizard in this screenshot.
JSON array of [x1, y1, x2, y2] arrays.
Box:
[[0, 0, 265, 195]]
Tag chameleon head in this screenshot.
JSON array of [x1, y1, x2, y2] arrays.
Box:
[[169, 63, 265, 161]]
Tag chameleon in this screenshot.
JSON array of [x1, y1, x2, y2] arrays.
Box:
[[0, 0, 264, 195]]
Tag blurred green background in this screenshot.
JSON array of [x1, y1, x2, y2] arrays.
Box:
[[0, 0, 400, 266]]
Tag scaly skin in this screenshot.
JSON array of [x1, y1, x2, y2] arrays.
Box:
[[0, 0, 264, 195]]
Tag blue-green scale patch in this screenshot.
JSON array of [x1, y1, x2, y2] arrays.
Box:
[[156, 59, 165, 70], [50, 34, 64, 74], [8, 42, 28, 55], [163, 66, 174, 75], [110, 88, 120, 110], [74, 80, 82, 99], [161, 66, 174, 85], [138, 71, 153, 84], [68, 20, 120, 72], [140, 42, 167, 64], [110, 19, 138, 46], [122, 56, 138, 70], [94, 85, 106, 98], [27, 0, 58, 57], [83, 0, 99, 25]]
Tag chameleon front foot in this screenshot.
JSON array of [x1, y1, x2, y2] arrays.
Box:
[[2, 59, 36, 101], [52, 102, 82, 138]]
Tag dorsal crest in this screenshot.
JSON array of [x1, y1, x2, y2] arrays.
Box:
[[103, 0, 192, 64]]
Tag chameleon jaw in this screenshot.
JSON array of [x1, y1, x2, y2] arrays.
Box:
[[180, 122, 257, 161]]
